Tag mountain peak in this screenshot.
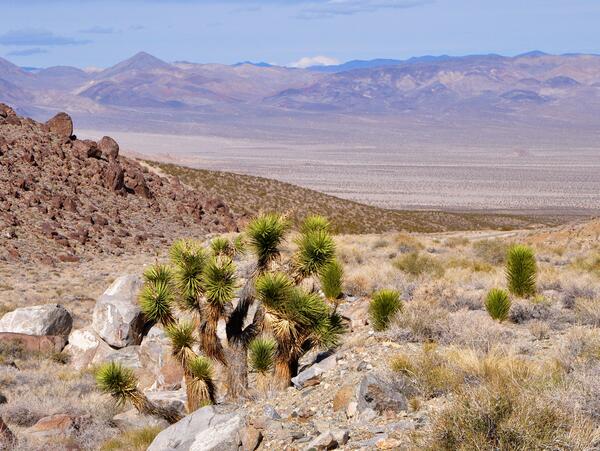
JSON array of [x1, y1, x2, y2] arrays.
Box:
[[99, 51, 172, 77]]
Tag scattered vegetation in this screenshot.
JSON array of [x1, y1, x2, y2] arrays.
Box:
[[101, 427, 162, 451], [393, 252, 444, 278]]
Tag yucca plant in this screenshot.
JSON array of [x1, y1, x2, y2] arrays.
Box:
[[187, 356, 216, 407], [199, 256, 238, 363], [246, 213, 289, 271], [139, 279, 175, 327], [170, 239, 208, 311], [95, 362, 181, 424], [301, 214, 331, 234], [506, 245, 537, 298], [485, 288, 511, 322], [294, 229, 336, 280], [369, 289, 402, 331], [256, 273, 344, 388], [143, 264, 173, 286], [319, 259, 344, 307], [249, 337, 276, 393]]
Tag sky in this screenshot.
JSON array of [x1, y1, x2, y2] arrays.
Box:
[[1, 0, 599, 68]]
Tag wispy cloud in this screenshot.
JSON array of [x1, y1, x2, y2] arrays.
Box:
[[289, 55, 339, 68], [297, 0, 434, 19], [79, 26, 117, 34], [0, 29, 91, 46], [6, 47, 49, 57]]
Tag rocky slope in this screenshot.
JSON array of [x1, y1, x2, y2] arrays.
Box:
[[0, 104, 237, 264]]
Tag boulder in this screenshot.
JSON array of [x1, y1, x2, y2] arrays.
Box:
[[291, 355, 336, 389], [26, 414, 77, 439], [147, 405, 244, 451], [112, 409, 169, 431], [304, 429, 348, 450], [145, 389, 188, 417], [98, 136, 119, 161], [91, 343, 142, 369], [73, 139, 102, 159], [45, 112, 73, 139], [0, 333, 67, 353], [356, 374, 408, 417], [64, 328, 102, 370], [140, 326, 184, 390], [127, 168, 152, 198], [0, 304, 72, 336], [92, 275, 145, 348], [105, 160, 125, 192]]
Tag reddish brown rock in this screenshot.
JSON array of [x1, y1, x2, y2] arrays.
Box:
[[105, 160, 125, 191], [73, 139, 102, 159], [45, 112, 73, 139], [127, 168, 152, 198], [98, 136, 119, 161], [0, 103, 16, 118], [0, 333, 67, 353], [26, 414, 77, 438]]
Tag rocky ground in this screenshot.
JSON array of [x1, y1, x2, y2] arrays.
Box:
[[0, 217, 599, 450], [0, 103, 238, 266]]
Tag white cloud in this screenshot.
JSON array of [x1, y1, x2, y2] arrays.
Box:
[[289, 55, 340, 68]]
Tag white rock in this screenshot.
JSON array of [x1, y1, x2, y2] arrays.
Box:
[[0, 304, 72, 336], [92, 275, 145, 348], [64, 328, 102, 370], [145, 388, 188, 417], [147, 405, 244, 451]]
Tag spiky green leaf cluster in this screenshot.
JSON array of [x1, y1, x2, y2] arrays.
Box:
[[202, 256, 237, 307], [170, 239, 208, 310], [246, 213, 289, 269], [139, 280, 175, 326], [369, 289, 402, 331], [165, 320, 196, 364], [506, 245, 537, 298], [95, 362, 139, 406], [295, 229, 336, 278], [248, 337, 276, 374], [143, 264, 173, 286], [301, 215, 331, 234], [319, 259, 344, 301], [255, 272, 294, 311], [210, 237, 233, 257], [187, 356, 216, 406], [485, 288, 511, 322]]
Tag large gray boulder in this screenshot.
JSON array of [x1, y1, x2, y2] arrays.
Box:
[[140, 325, 184, 390], [64, 328, 102, 370], [147, 405, 244, 451], [0, 304, 72, 336], [92, 275, 145, 348], [356, 373, 408, 420], [112, 408, 169, 431]]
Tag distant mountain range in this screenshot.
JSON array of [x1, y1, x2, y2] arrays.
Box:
[[2, 51, 600, 137]]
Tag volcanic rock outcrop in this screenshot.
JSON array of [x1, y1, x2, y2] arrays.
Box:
[[0, 104, 238, 264]]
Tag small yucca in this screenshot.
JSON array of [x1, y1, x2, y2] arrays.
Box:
[[170, 239, 208, 311], [255, 272, 294, 311], [294, 230, 336, 278], [301, 215, 331, 234], [369, 289, 402, 331], [187, 356, 216, 407], [210, 237, 232, 256], [319, 259, 343, 302], [165, 321, 197, 368], [485, 288, 511, 322], [506, 245, 537, 297], [139, 280, 175, 326], [246, 213, 289, 270], [202, 256, 237, 307], [248, 337, 276, 374]]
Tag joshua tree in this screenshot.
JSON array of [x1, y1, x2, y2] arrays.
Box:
[[96, 362, 182, 424], [506, 244, 537, 298], [255, 272, 344, 388], [248, 336, 276, 393]]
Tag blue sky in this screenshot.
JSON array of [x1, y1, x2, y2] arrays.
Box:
[[1, 0, 599, 68]]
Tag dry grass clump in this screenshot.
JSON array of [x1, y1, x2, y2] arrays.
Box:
[[392, 299, 450, 343], [393, 252, 444, 278], [574, 297, 600, 327], [100, 427, 162, 451], [446, 257, 493, 273], [472, 239, 511, 265], [571, 253, 600, 277]]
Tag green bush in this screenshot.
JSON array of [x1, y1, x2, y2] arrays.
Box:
[[393, 252, 444, 278], [485, 288, 511, 322], [369, 289, 403, 331], [506, 245, 537, 297], [319, 259, 344, 301], [473, 239, 510, 265], [248, 337, 277, 374]]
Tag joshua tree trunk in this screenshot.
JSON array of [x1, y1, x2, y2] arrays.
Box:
[[273, 356, 299, 389], [184, 373, 200, 413], [225, 343, 249, 400], [130, 392, 183, 424], [200, 308, 225, 364]]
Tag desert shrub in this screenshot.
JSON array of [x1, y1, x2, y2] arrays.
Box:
[[371, 238, 389, 249], [575, 297, 600, 327], [509, 299, 552, 324], [473, 239, 510, 265], [393, 300, 450, 343], [393, 233, 423, 253], [528, 320, 550, 340], [369, 289, 402, 331], [556, 327, 600, 370], [446, 257, 493, 273], [561, 284, 596, 309], [445, 236, 469, 248], [572, 254, 600, 277], [485, 288, 511, 322], [445, 311, 515, 353], [506, 245, 537, 297], [100, 427, 163, 451], [393, 252, 444, 278]]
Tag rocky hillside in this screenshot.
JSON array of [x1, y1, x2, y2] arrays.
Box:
[[0, 104, 237, 264]]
